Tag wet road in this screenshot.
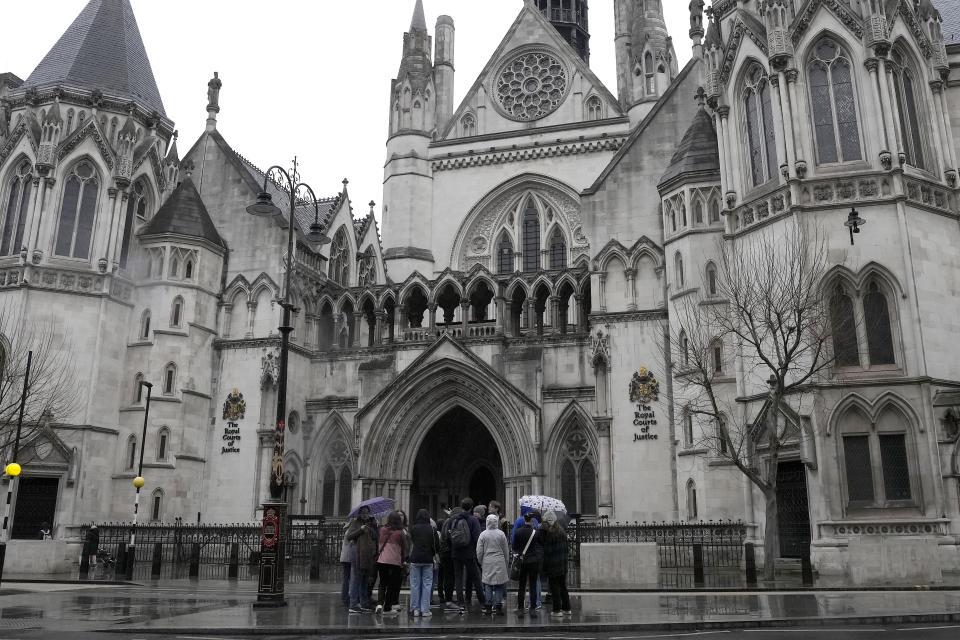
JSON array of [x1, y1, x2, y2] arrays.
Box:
[[3, 627, 960, 639]]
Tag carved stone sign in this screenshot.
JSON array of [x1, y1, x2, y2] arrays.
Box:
[[221, 389, 244, 454], [630, 368, 660, 442]]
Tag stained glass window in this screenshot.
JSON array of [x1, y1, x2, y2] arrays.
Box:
[[843, 435, 874, 502], [328, 227, 351, 286], [830, 286, 859, 367], [744, 65, 777, 186], [497, 235, 513, 274], [55, 162, 99, 259], [864, 282, 895, 365], [809, 39, 862, 165], [522, 199, 540, 272], [1, 161, 32, 256], [549, 228, 566, 269]]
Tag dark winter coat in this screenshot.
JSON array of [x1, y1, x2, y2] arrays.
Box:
[[346, 518, 379, 572], [450, 511, 483, 561], [540, 523, 568, 576], [511, 523, 544, 564], [409, 522, 438, 564], [83, 527, 99, 556]]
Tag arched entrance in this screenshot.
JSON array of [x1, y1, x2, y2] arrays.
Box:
[[410, 407, 503, 515]]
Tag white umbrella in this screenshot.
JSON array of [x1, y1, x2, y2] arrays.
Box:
[[518, 494, 567, 513]]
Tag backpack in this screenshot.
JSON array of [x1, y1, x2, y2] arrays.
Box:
[[449, 516, 471, 550]]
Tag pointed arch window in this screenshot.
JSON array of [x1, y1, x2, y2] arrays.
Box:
[[126, 435, 137, 470], [694, 200, 704, 225], [743, 64, 778, 186], [674, 252, 684, 289], [162, 363, 177, 395], [134, 373, 145, 403], [682, 411, 694, 447], [338, 466, 352, 517], [2, 161, 32, 257], [322, 465, 336, 515], [461, 113, 476, 137], [320, 438, 352, 516], [891, 48, 927, 170], [497, 234, 514, 274], [549, 228, 567, 270], [864, 282, 895, 365], [830, 284, 859, 367], [140, 310, 151, 340], [808, 38, 862, 165], [711, 339, 724, 374], [522, 199, 540, 273], [669, 203, 677, 232], [184, 259, 194, 280], [170, 296, 184, 328], [686, 479, 698, 520], [705, 262, 718, 296], [119, 180, 148, 268], [157, 427, 170, 461], [644, 52, 656, 95], [709, 198, 721, 224], [839, 406, 916, 507], [328, 227, 351, 286], [557, 427, 597, 515], [150, 488, 163, 521], [55, 162, 99, 259], [585, 95, 602, 121]]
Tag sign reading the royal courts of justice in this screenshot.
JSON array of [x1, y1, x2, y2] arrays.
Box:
[[221, 389, 246, 454], [629, 368, 660, 442]]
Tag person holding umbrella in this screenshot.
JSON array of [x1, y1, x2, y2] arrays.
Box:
[[346, 505, 379, 613]]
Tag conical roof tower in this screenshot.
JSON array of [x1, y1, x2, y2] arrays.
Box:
[[21, 0, 166, 116]]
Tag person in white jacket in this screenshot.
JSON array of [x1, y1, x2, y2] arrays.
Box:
[[476, 513, 510, 615]]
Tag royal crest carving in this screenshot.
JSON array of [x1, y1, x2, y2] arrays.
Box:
[[629, 367, 661, 404], [222, 388, 247, 421]]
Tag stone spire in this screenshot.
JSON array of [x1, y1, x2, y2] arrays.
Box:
[[21, 0, 166, 116], [615, 0, 676, 124], [411, 0, 427, 31], [390, 1, 435, 136]]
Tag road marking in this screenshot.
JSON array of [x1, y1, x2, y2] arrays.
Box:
[[743, 630, 885, 634], [611, 633, 730, 639], [896, 625, 960, 631]]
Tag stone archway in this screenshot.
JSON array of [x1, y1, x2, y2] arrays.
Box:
[[410, 407, 503, 515]]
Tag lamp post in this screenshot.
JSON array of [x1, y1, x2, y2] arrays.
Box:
[[246, 157, 329, 605], [126, 380, 152, 580], [0, 350, 32, 586], [844, 207, 866, 246]]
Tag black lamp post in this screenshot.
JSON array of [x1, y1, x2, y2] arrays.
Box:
[[126, 380, 152, 579], [246, 158, 329, 605], [844, 207, 866, 246], [0, 350, 32, 586]]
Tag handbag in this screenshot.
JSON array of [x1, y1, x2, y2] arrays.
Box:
[[510, 529, 536, 581]]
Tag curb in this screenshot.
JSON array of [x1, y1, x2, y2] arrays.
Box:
[[101, 612, 960, 635]]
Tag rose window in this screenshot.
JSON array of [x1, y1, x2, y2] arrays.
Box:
[[495, 51, 569, 121]]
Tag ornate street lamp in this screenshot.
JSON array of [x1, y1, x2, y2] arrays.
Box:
[[246, 158, 329, 606], [126, 380, 152, 579], [844, 207, 866, 246]]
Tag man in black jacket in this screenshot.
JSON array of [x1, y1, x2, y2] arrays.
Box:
[[450, 498, 486, 612]]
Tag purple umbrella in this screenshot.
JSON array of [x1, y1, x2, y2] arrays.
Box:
[[348, 496, 395, 519]]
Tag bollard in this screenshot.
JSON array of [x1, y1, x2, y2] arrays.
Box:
[[310, 543, 321, 581], [692, 543, 705, 588], [125, 544, 135, 580], [801, 542, 814, 587], [228, 542, 239, 579], [115, 543, 127, 576], [745, 542, 758, 587], [151, 542, 162, 578], [189, 543, 200, 578]]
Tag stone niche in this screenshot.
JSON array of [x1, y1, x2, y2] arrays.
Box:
[[846, 538, 943, 586], [579, 542, 658, 588]]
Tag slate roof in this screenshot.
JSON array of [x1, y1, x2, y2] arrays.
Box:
[[140, 177, 226, 249], [658, 107, 720, 189], [934, 0, 960, 45], [21, 0, 166, 116]]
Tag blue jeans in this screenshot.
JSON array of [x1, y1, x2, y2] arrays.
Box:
[[409, 563, 434, 613], [483, 583, 506, 608], [349, 564, 372, 608]]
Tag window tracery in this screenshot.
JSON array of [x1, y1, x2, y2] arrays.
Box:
[[328, 228, 351, 286], [55, 161, 99, 259], [742, 64, 778, 186], [495, 50, 569, 121], [839, 405, 915, 507], [585, 95, 602, 121], [890, 48, 927, 170], [549, 227, 567, 270], [808, 38, 862, 165], [2, 160, 32, 257], [828, 277, 897, 370], [119, 180, 149, 269], [558, 425, 597, 515], [522, 199, 540, 272], [461, 113, 476, 137]]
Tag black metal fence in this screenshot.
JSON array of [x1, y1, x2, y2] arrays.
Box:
[[566, 518, 748, 588], [84, 517, 746, 588]]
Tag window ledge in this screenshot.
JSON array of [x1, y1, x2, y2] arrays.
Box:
[[831, 366, 904, 381], [670, 287, 700, 301], [708, 457, 736, 467], [698, 297, 728, 307], [154, 329, 188, 337], [678, 447, 710, 457], [127, 340, 153, 347]]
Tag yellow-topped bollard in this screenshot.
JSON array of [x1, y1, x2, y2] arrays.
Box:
[[133, 476, 145, 488], [4, 463, 21, 477]]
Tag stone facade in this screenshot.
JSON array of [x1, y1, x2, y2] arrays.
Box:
[[0, 0, 959, 579]]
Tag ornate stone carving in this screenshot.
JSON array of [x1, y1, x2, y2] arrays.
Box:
[[591, 329, 610, 369], [261, 348, 280, 388], [494, 49, 570, 121]]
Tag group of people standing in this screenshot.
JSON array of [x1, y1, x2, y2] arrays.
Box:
[[339, 498, 571, 618]]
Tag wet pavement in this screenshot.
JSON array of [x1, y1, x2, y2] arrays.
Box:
[[0, 581, 960, 636]]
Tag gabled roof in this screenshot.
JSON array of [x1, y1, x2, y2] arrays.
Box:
[[21, 0, 166, 116], [658, 107, 720, 191], [140, 177, 226, 249]]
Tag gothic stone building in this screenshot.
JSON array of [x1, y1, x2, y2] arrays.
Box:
[[1, 0, 960, 577]]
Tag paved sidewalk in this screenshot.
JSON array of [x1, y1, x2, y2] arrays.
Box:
[[2, 581, 960, 635]]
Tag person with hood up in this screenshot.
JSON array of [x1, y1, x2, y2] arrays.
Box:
[[346, 506, 379, 613], [476, 513, 510, 615], [408, 509, 438, 617], [539, 510, 571, 617], [511, 510, 544, 615]]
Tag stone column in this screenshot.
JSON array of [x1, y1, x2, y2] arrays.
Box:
[[397, 304, 407, 340], [773, 72, 796, 178], [460, 301, 470, 334], [785, 69, 812, 174], [598, 273, 607, 313], [503, 299, 513, 337], [767, 74, 789, 180], [428, 303, 437, 331], [625, 268, 637, 311], [375, 310, 386, 345], [717, 105, 738, 204], [494, 296, 506, 335], [246, 301, 257, 337], [884, 61, 906, 164], [596, 417, 613, 517], [528, 298, 538, 334], [936, 81, 959, 176], [549, 296, 560, 334], [332, 314, 342, 349], [930, 81, 957, 176], [222, 303, 234, 338], [574, 294, 585, 333], [352, 312, 363, 348], [714, 110, 729, 197]]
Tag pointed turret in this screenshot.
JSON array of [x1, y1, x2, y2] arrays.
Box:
[[140, 177, 226, 249], [533, 0, 590, 63], [411, 0, 427, 31], [390, 0, 435, 136], [21, 0, 166, 116], [658, 104, 720, 192], [614, 0, 677, 124]]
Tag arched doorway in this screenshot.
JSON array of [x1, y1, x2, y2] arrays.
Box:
[[410, 407, 503, 516]]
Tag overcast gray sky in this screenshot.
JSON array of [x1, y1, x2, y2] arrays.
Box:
[[3, 0, 692, 220]]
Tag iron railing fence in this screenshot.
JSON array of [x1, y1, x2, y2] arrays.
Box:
[[566, 518, 747, 588]]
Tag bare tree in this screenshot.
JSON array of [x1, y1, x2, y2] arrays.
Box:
[[0, 306, 81, 463], [669, 223, 832, 580]]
